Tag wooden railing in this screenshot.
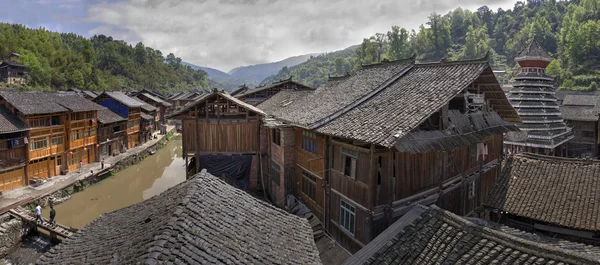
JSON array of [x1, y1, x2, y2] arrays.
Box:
[[29, 148, 51, 160], [69, 136, 98, 149]]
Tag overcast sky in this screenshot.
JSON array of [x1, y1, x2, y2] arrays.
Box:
[[3, 0, 516, 72]]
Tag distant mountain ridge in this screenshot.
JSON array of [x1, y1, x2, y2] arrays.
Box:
[[183, 53, 319, 91], [227, 53, 320, 83]]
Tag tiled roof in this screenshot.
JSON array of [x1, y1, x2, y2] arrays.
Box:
[[344, 205, 600, 265], [140, 112, 154, 120], [0, 105, 29, 134], [38, 170, 321, 265], [51, 92, 105, 112], [561, 105, 600, 121], [516, 36, 553, 61], [81, 90, 98, 99], [97, 108, 127, 124], [132, 97, 158, 112], [0, 61, 28, 68], [102, 91, 145, 108], [0, 91, 68, 115], [169, 91, 266, 118], [316, 61, 518, 147], [257, 90, 314, 115], [236, 78, 314, 98], [229, 85, 249, 96], [264, 59, 414, 128], [141, 93, 172, 107], [484, 153, 600, 232]]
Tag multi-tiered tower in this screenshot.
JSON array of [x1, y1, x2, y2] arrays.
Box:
[[504, 37, 573, 156]]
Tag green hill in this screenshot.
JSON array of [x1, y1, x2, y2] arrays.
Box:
[[0, 23, 209, 94], [263, 0, 600, 90]]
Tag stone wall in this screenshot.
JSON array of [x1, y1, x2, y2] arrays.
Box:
[[0, 214, 32, 257]]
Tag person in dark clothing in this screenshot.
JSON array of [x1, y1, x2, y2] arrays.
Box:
[[101, 158, 105, 169], [49, 205, 56, 225]]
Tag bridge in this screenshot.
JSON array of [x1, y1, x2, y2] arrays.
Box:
[[8, 208, 78, 239]]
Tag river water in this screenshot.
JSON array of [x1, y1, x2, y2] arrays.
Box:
[[1, 138, 186, 264]]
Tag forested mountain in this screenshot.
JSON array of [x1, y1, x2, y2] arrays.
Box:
[[0, 24, 209, 94], [182, 62, 231, 79], [228, 53, 318, 83], [264, 0, 600, 91]]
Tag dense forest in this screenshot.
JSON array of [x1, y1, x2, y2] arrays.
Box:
[[264, 0, 600, 91], [0, 24, 209, 94]]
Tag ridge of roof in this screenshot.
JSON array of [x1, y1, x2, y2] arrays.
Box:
[[359, 54, 416, 69], [416, 51, 491, 67], [516, 36, 553, 61], [100, 91, 145, 108]]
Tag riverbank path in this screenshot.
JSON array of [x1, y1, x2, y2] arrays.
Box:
[[0, 126, 174, 214]]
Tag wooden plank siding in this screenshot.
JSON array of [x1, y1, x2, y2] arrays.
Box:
[[182, 119, 259, 153], [0, 167, 25, 191], [294, 129, 326, 221]]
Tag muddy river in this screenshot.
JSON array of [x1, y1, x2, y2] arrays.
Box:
[[42, 138, 186, 228]]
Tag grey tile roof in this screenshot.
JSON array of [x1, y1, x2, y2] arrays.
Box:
[[344, 205, 600, 265], [97, 108, 127, 124], [516, 36, 553, 61], [132, 97, 158, 112], [563, 95, 600, 106], [236, 78, 314, 98], [265, 59, 414, 128], [140, 112, 154, 120], [257, 90, 314, 115], [81, 90, 98, 99], [141, 93, 172, 107], [169, 92, 266, 119], [102, 91, 145, 108], [37, 170, 321, 265], [0, 91, 68, 115], [317, 61, 518, 147], [51, 92, 105, 112], [0, 105, 29, 134], [484, 153, 600, 232], [561, 105, 600, 121]]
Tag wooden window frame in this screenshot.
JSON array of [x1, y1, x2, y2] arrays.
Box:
[[52, 134, 63, 146], [340, 200, 356, 235], [342, 147, 357, 179], [301, 170, 317, 201], [272, 129, 281, 146], [468, 181, 475, 199], [302, 130, 317, 154]]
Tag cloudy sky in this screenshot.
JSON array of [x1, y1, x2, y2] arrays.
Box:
[[3, 0, 516, 72]]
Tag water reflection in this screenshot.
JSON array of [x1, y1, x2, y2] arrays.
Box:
[[43, 139, 185, 228]]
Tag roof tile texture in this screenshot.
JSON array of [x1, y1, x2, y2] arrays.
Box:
[[484, 153, 600, 232]]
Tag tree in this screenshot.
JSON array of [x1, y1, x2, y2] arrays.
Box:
[[386, 26, 409, 60], [546, 59, 562, 77]]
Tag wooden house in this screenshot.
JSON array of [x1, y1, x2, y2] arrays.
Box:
[[132, 97, 157, 145], [235, 77, 315, 106], [168, 90, 265, 190], [97, 108, 127, 160], [559, 94, 600, 158], [94, 92, 144, 149], [0, 105, 29, 192], [0, 91, 103, 179], [344, 204, 600, 265], [256, 55, 520, 253], [135, 92, 172, 133], [484, 153, 600, 246], [0, 54, 29, 85], [166, 89, 205, 108], [229, 84, 249, 97]]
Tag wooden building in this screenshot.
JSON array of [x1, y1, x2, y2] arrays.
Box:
[[505, 37, 573, 156], [132, 97, 157, 145], [135, 92, 172, 133], [94, 92, 144, 149], [166, 89, 205, 109], [344, 204, 600, 265], [235, 77, 315, 106], [0, 105, 29, 192], [256, 55, 520, 253], [484, 153, 600, 246], [560, 94, 600, 158], [168, 90, 265, 190], [0, 91, 103, 179], [0, 53, 29, 85], [97, 108, 127, 160]]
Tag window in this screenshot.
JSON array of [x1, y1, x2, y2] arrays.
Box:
[[302, 130, 317, 154], [272, 129, 281, 146], [56, 156, 61, 167], [70, 129, 82, 141], [582, 131, 595, 138], [85, 112, 95, 119], [52, 135, 63, 146], [29, 137, 48, 150], [271, 160, 280, 185], [342, 148, 357, 179], [468, 181, 475, 199], [302, 170, 317, 201], [340, 200, 356, 235]]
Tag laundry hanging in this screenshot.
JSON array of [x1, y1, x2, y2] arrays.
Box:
[[23, 137, 28, 144], [476, 142, 488, 161]]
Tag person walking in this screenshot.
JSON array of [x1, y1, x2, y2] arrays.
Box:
[[34, 205, 44, 224], [49, 205, 56, 226], [78, 160, 83, 173], [101, 158, 105, 169]]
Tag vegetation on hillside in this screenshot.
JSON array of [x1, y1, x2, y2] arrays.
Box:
[[265, 0, 600, 90], [0, 23, 209, 94]]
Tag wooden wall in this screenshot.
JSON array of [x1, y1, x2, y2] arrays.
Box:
[[183, 119, 259, 153], [294, 129, 326, 221], [0, 167, 25, 192]]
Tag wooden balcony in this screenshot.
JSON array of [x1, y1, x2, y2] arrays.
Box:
[[69, 136, 97, 149], [28, 144, 65, 161]]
